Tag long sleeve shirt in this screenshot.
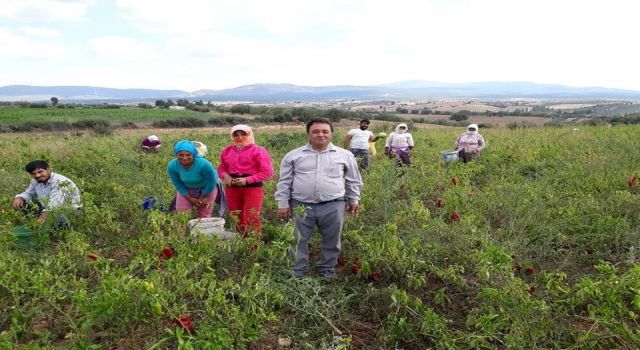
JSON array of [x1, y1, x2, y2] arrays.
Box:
[[217, 144, 273, 184], [275, 143, 363, 208], [455, 132, 485, 153], [15, 172, 82, 210], [385, 132, 414, 148], [167, 157, 218, 196]]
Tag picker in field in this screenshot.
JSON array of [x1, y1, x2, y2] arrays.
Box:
[[167, 140, 219, 218], [276, 118, 363, 278], [384, 123, 414, 166], [192, 141, 208, 157], [12, 160, 82, 227], [218, 125, 273, 236], [454, 123, 485, 163], [140, 134, 162, 152], [343, 119, 381, 169]]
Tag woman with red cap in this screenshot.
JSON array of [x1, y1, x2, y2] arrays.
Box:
[[218, 125, 273, 236]]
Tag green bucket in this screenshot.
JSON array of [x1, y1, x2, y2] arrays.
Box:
[[10, 225, 39, 247]]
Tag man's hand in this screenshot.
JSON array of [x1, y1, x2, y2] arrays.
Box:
[[278, 208, 292, 221], [37, 212, 48, 224], [12, 197, 25, 210], [347, 203, 359, 214]]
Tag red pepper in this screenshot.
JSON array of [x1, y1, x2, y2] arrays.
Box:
[[87, 254, 98, 260], [337, 256, 348, 267], [451, 177, 459, 186], [371, 272, 382, 282], [175, 315, 195, 334], [435, 199, 444, 208], [525, 267, 536, 275], [628, 176, 638, 188], [159, 246, 174, 260], [351, 263, 360, 273], [450, 211, 460, 222]]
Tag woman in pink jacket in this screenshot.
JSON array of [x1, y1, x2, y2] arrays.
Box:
[[218, 125, 273, 236]]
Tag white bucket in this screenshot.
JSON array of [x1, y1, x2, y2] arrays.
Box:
[[188, 217, 237, 240], [441, 150, 459, 162]]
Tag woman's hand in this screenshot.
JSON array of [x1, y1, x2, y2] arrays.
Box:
[[222, 174, 233, 186], [231, 177, 247, 186], [186, 196, 201, 207], [197, 195, 211, 208]]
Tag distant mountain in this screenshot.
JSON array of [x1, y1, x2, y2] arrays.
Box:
[[2, 81, 640, 102], [0, 85, 187, 102]]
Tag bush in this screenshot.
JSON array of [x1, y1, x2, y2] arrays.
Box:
[[72, 119, 110, 130], [449, 111, 470, 121], [152, 117, 207, 128], [230, 104, 252, 115], [208, 116, 250, 126]]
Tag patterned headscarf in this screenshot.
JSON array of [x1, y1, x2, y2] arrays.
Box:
[[467, 124, 479, 134]]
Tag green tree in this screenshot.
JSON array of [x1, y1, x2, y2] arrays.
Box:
[[50, 97, 59, 106]]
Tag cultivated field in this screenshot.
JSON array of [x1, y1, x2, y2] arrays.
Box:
[[1, 124, 640, 349]]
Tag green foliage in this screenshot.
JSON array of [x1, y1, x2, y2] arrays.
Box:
[[1, 125, 640, 348]]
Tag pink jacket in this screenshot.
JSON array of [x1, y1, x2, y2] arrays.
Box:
[[217, 144, 273, 184]]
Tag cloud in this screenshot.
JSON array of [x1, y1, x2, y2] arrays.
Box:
[[89, 36, 159, 62], [0, 0, 95, 22], [0, 27, 66, 60], [20, 26, 61, 38]]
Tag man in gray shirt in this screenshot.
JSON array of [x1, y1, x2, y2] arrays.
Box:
[[275, 119, 363, 278], [12, 160, 82, 226]]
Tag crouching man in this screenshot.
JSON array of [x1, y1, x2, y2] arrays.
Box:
[[12, 160, 82, 229]]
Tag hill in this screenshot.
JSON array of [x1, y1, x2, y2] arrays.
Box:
[[2, 81, 640, 102]]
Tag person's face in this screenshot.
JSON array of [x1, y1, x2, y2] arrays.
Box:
[[176, 151, 194, 167], [468, 128, 476, 132], [232, 130, 249, 143], [308, 123, 332, 149], [30, 168, 51, 183], [359, 122, 370, 130], [398, 126, 407, 132]]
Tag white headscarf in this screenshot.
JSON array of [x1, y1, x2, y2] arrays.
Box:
[[467, 124, 479, 134], [148, 135, 159, 142], [395, 123, 408, 134], [230, 124, 255, 145]]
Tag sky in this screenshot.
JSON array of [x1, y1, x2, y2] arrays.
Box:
[[1, 0, 639, 92]]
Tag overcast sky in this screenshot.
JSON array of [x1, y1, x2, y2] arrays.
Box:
[[1, 0, 639, 92]]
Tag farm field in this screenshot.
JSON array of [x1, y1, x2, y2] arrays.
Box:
[[1, 125, 640, 349], [0, 107, 220, 124]]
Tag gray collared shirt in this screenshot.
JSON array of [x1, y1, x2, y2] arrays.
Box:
[[275, 143, 363, 208], [16, 172, 82, 210]]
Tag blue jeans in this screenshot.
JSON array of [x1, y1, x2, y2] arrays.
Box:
[[349, 148, 370, 169]]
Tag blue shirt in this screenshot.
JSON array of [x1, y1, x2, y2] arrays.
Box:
[[167, 157, 218, 196]]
